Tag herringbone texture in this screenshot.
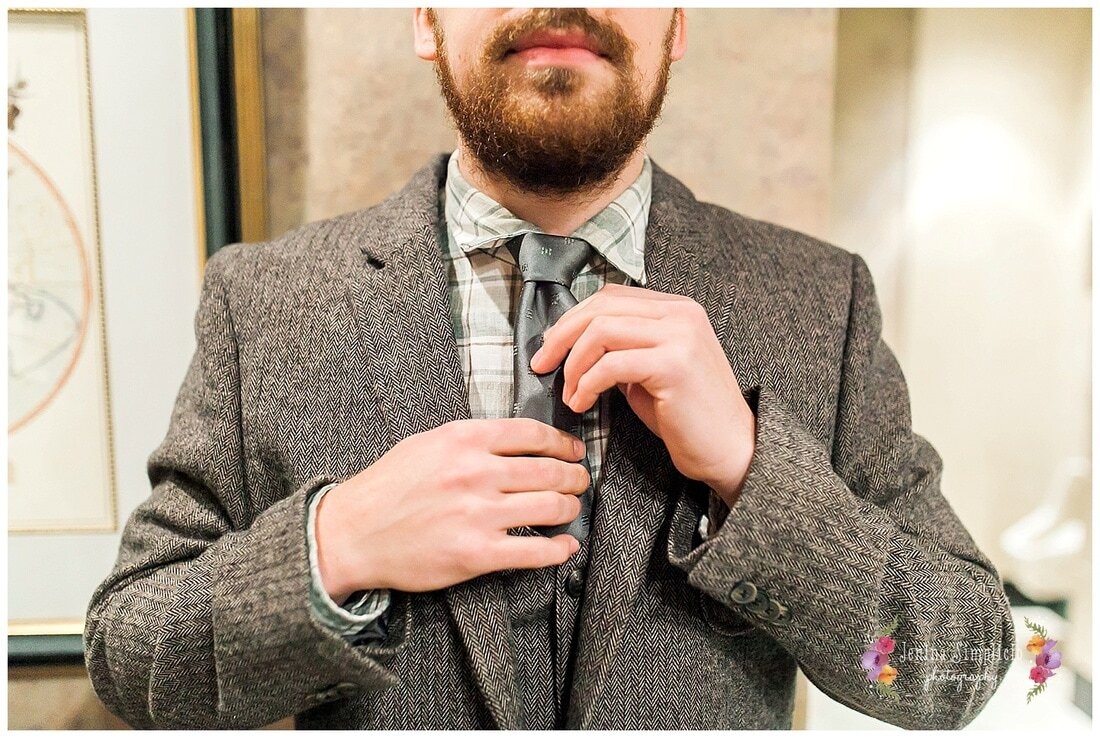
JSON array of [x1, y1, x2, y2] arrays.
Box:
[[83, 153, 1015, 729]]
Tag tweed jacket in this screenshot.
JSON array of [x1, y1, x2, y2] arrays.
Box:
[[84, 152, 1015, 730]]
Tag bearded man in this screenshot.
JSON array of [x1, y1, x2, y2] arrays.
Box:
[[85, 7, 1014, 730]]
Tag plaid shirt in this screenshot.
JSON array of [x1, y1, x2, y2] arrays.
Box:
[[441, 149, 650, 482]]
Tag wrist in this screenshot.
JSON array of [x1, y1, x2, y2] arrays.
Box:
[[708, 475, 745, 509], [315, 483, 359, 603], [707, 406, 757, 507], [702, 444, 754, 509]]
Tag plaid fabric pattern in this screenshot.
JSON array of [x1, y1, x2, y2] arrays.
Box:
[[442, 150, 651, 491]]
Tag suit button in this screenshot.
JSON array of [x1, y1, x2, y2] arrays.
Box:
[[761, 598, 782, 621], [565, 568, 585, 597], [746, 591, 770, 614], [773, 604, 792, 627], [729, 580, 758, 605]]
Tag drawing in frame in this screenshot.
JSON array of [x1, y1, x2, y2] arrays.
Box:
[[7, 7, 260, 664], [7, 6, 115, 663], [7, 7, 117, 535]]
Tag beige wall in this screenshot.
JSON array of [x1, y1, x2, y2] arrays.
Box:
[[261, 8, 838, 241], [831, 8, 916, 349]]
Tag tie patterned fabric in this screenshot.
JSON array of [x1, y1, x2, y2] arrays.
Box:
[[508, 232, 594, 543]]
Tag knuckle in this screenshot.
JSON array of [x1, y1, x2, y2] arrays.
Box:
[[445, 419, 478, 445], [534, 459, 560, 489], [689, 302, 712, 325], [589, 314, 612, 338], [557, 462, 578, 491], [497, 539, 532, 571], [661, 348, 689, 376], [453, 494, 484, 522], [460, 548, 491, 577], [575, 371, 596, 398], [442, 461, 476, 492], [536, 494, 562, 521], [535, 419, 558, 448]]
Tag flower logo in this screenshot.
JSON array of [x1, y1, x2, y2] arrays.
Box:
[[1024, 617, 1062, 703], [862, 616, 900, 700]]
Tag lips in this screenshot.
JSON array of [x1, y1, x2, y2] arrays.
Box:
[[507, 29, 606, 58]]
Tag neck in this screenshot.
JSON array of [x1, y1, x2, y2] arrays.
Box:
[[455, 143, 647, 236]]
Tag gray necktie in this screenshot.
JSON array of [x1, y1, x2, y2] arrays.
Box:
[[508, 232, 594, 543]]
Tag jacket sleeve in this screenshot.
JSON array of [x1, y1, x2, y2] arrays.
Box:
[[83, 246, 407, 729], [668, 253, 1015, 729]]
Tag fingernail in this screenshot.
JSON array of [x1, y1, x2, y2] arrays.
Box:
[[530, 347, 543, 367], [569, 537, 580, 554], [573, 439, 585, 457]]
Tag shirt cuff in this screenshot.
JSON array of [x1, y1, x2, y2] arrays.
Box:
[[697, 487, 732, 542], [306, 481, 392, 640]]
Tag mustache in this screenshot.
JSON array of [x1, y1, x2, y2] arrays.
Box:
[[483, 8, 633, 66]]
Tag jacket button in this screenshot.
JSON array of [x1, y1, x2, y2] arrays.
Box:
[[761, 598, 783, 621], [729, 580, 758, 605], [746, 590, 771, 614], [772, 604, 792, 627], [565, 567, 585, 597]]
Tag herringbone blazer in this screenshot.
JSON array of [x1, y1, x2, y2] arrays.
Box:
[[84, 153, 1015, 730]]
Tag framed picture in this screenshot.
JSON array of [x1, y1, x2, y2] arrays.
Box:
[[8, 8, 116, 534], [8, 8, 207, 662]]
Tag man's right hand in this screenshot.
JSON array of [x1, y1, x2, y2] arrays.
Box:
[[314, 418, 590, 602]]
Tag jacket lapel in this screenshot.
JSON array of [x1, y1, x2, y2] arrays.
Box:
[[567, 162, 740, 728], [342, 154, 522, 729]]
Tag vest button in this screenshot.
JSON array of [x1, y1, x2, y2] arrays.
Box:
[[565, 567, 585, 597]]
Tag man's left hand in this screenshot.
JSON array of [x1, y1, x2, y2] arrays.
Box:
[[530, 283, 756, 507]]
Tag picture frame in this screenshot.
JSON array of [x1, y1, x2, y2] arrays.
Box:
[[7, 8, 208, 663], [193, 7, 269, 260]]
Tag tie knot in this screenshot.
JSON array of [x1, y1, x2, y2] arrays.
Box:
[[508, 232, 592, 287]]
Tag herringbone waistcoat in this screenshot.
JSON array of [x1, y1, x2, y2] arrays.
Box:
[[500, 527, 591, 728]]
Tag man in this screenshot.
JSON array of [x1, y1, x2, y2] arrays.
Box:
[[85, 8, 1014, 730]]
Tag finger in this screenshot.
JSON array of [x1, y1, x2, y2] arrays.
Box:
[[566, 348, 658, 414], [494, 455, 591, 494], [532, 294, 671, 373], [455, 417, 585, 462], [493, 533, 579, 570], [492, 490, 581, 530], [560, 315, 663, 406], [569, 282, 683, 312]]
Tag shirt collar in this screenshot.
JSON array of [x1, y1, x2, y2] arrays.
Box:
[[443, 150, 650, 285]]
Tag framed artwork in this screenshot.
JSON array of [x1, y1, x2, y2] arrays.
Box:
[[7, 8, 117, 534], [8, 8, 206, 662]]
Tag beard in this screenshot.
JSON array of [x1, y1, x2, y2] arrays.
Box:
[[430, 8, 677, 197]]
